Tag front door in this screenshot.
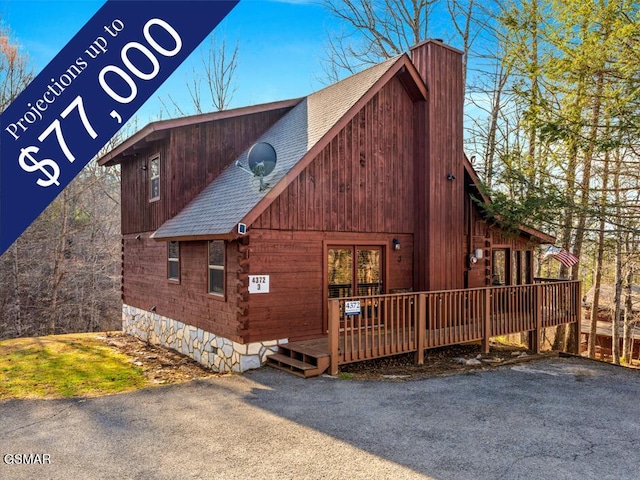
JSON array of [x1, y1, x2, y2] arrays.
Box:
[[328, 246, 383, 299]]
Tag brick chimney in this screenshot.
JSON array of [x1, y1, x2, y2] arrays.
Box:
[[410, 40, 465, 291]]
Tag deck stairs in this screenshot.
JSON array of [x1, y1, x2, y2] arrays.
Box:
[[266, 338, 330, 378]]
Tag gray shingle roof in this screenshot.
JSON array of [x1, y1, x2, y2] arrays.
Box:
[[151, 55, 403, 240]]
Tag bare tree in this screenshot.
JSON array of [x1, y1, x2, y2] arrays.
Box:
[[0, 26, 32, 110], [0, 39, 125, 339], [321, 0, 436, 81], [0, 24, 32, 339], [161, 35, 239, 115]]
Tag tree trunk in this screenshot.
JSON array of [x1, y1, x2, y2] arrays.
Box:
[[49, 190, 70, 335], [612, 243, 623, 365], [611, 148, 623, 365], [11, 243, 22, 337], [587, 146, 610, 358], [622, 261, 635, 364], [586, 235, 605, 358]]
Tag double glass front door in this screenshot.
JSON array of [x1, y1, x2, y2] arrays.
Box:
[[328, 246, 383, 299]]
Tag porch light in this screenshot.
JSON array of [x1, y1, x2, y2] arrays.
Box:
[[392, 239, 400, 251], [475, 248, 483, 259]]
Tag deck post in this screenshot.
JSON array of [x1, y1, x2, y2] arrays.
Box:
[[416, 293, 426, 365], [482, 288, 491, 354], [328, 299, 340, 375], [571, 281, 582, 355], [529, 283, 542, 354]]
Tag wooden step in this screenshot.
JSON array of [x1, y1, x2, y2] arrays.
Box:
[[279, 343, 330, 359], [267, 353, 321, 378], [266, 339, 331, 378]]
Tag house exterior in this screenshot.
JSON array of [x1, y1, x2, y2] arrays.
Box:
[[581, 284, 640, 360], [99, 40, 560, 373]]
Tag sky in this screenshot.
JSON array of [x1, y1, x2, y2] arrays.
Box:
[[1, 0, 338, 126]]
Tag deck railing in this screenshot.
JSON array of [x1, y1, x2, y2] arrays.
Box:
[[328, 281, 581, 374]]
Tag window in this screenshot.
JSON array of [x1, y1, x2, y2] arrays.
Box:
[[328, 246, 383, 298], [491, 249, 509, 286], [208, 241, 225, 296], [149, 155, 160, 200], [168, 241, 180, 281]]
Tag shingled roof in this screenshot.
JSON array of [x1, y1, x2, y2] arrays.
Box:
[[150, 53, 426, 240]]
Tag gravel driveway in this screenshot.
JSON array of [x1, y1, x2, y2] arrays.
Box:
[[1, 356, 639, 480]]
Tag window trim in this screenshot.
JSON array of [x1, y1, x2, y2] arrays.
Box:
[[208, 240, 226, 299], [167, 241, 180, 282], [149, 154, 160, 202]]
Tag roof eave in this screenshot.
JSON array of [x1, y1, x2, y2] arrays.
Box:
[[463, 156, 555, 244], [150, 231, 237, 242], [518, 226, 556, 244], [98, 98, 304, 167]]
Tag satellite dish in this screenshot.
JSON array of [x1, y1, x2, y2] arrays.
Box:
[[236, 142, 277, 191]]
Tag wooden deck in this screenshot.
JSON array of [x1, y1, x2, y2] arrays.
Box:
[[324, 280, 580, 375], [268, 282, 581, 378], [267, 281, 580, 377]]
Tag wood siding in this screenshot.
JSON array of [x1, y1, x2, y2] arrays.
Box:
[[253, 76, 415, 233], [122, 233, 242, 342], [245, 75, 418, 343], [245, 229, 413, 343], [411, 41, 465, 292], [465, 193, 542, 289], [120, 107, 292, 234]]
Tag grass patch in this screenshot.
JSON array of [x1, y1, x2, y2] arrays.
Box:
[[0, 333, 147, 400]]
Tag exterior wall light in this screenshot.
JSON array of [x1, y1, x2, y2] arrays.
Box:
[[392, 239, 400, 251]]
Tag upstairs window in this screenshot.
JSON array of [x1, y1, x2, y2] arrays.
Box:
[[149, 155, 160, 201], [168, 241, 180, 281], [208, 241, 225, 296]]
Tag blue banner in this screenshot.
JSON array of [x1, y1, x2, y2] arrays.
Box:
[[0, 0, 239, 255]]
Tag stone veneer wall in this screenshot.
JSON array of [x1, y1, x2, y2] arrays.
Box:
[[122, 304, 287, 372]]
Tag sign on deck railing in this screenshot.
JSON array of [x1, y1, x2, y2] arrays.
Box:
[[344, 301, 361, 316]]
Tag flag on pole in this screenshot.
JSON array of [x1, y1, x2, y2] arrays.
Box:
[[543, 246, 580, 268]]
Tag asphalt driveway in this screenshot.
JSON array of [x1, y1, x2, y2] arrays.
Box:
[[1, 356, 639, 480]]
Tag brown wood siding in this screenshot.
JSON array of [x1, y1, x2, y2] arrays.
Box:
[[245, 229, 413, 343], [253, 77, 415, 233], [465, 195, 542, 288], [120, 142, 170, 235], [466, 199, 491, 288], [122, 233, 242, 342], [120, 107, 292, 234], [411, 41, 465, 292]]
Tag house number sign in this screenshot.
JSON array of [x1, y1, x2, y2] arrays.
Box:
[[248, 275, 270, 294], [345, 300, 361, 316]]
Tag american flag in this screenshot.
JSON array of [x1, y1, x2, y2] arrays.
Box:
[[543, 246, 580, 268]]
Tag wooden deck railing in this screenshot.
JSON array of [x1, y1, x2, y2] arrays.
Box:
[[328, 281, 581, 375]]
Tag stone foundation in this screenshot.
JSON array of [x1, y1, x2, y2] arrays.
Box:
[[122, 304, 287, 372]]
